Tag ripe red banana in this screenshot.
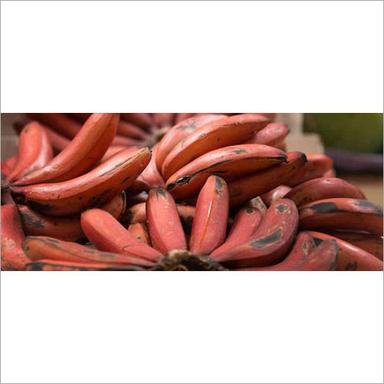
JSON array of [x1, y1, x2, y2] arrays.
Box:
[[326, 231, 382, 260], [299, 198, 383, 236], [117, 120, 148, 140], [211, 197, 265, 257], [211, 199, 298, 268], [127, 223, 151, 245], [100, 145, 131, 163], [11, 147, 151, 216], [162, 114, 270, 179], [27, 113, 81, 138], [17, 192, 126, 242], [166, 144, 287, 200], [23, 236, 153, 268], [307, 231, 383, 271], [286, 177, 366, 207], [146, 188, 187, 254], [155, 114, 224, 170], [81, 208, 162, 262], [228, 151, 307, 206], [243, 232, 338, 271], [189, 176, 229, 255], [137, 144, 165, 189], [1, 204, 30, 270], [112, 135, 142, 147], [247, 122, 289, 146], [8, 122, 53, 182], [288, 153, 333, 186], [14, 113, 119, 185], [175, 113, 195, 123]]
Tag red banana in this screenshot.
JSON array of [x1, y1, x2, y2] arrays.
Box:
[[228, 152, 307, 206], [247, 122, 289, 146], [286, 177, 366, 207], [127, 223, 151, 245], [14, 113, 119, 185], [137, 143, 165, 188], [261, 185, 292, 206], [299, 198, 383, 236], [27, 113, 81, 138], [190, 176, 229, 255], [212, 199, 298, 268], [146, 188, 187, 254]]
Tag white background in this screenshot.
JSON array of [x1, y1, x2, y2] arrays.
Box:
[[1, 1, 383, 383]]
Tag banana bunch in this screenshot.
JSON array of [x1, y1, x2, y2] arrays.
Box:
[[1, 113, 382, 271]]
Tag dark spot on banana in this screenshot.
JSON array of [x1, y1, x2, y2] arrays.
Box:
[[250, 228, 282, 248]]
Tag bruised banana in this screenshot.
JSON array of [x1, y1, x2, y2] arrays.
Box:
[[1, 204, 30, 270], [155, 114, 224, 170], [17, 192, 126, 242], [8, 122, 53, 183], [288, 153, 333, 187], [14, 113, 119, 185], [161, 113, 270, 179], [23, 236, 153, 268], [286, 177, 366, 207], [243, 232, 338, 271], [261, 185, 292, 206], [307, 231, 383, 271], [81, 208, 163, 262], [166, 144, 287, 200], [189, 176, 229, 255], [299, 198, 383, 236], [211, 199, 298, 268], [146, 188, 187, 254], [11, 147, 151, 216], [228, 151, 306, 206], [211, 197, 266, 257]]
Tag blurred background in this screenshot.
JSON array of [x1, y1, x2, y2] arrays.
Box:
[[1, 113, 383, 205]]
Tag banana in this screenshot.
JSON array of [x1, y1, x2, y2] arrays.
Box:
[[17, 192, 126, 242], [1, 204, 30, 270], [14, 113, 119, 185], [8, 122, 53, 182], [127, 223, 151, 245], [166, 144, 287, 200], [175, 113, 195, 123], [137, 144, 165, 189], [288, 153, 333, 186], [210, 197, 265, 257], [11, 147, 150, 216], [1, 155, 18, 179], [26, 259, 143, 271], [121, 113, 154, 131], [242, 232, 338, 271], [246, 122, 289, 146], [23, 236, 153, 268], [44, 126, 70, 152], [100, 145, 131, 163], [161, 114, 270, 180], [299, 198, 383, 236], [261, 185, 292, 206], [155, 114, 224, 170], [307, 231, 383, 271], [211, 199, 298, 268], [117, 120, 148, 140], [189, 176, 229, 255], [153, 113, 175, 128], [27, 113, 81, 138], [81, 208, 162, 262], [228, 151, 307, 206], [146, 188, 187, 254], [286, 177, 366, 207], [325, 231, 382, 260]]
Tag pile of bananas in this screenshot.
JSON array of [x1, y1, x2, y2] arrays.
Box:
[[1, 113, 382, 271]]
